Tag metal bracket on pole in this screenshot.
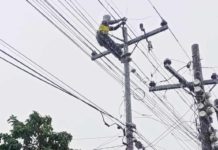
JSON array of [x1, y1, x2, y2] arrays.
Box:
[[91, 50, 111, 60]]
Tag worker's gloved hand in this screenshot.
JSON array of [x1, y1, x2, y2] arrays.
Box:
[[122, 17, 127, 22], [121, 21, 126, 25]]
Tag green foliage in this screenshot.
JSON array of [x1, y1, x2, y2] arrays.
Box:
[[0, 111, 73, 150], [0, 133, 22, 150]]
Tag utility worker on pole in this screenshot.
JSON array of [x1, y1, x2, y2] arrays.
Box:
[[96, 15, 127, 60]]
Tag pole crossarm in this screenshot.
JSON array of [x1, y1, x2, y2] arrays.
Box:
[[91, 25, 168, 60], [121, 25, 168, 48], [150, 57, 218, 92], [164, 59, 188, 85], [91, 50, 111, 60], [150, 82, 186, 91], [149, 79, 218, 92]]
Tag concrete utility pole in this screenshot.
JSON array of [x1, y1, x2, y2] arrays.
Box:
[[92, 21, 168, 150], [149, 44, 218, 150], [122, 26, 134, 150], [192, 44, 212, 150]]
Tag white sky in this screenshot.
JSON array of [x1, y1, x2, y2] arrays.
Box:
[[0, 0, 218, 150]]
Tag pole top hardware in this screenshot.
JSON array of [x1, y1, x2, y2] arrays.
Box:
[[212, 73, 218, 80], [164, 58, 171, 66], [149, 81, 156, 87], [140, 23, 145, 32], [160, 19, 168, 26]]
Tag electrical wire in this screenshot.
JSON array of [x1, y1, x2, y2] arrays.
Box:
[[129, 62, 199, 146], [145, 0, 191, 60], [27, 0, 125, 90], [99, 0, 195, 112], [93, 135, 122, 150], [150, 106, 195, 147], [10, 2, 150, 149], [26, 0, 146, 115], [0, 46, 125, 127], [70, 0, 199, 148], [73, 135, 122, 141], [26, 0, 201, 149], [93, 144, 124, 150]]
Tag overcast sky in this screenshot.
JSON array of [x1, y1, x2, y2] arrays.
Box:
[[0, 0, 218, 150]]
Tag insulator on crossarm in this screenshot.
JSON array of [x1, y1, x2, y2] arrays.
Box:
[[211, 73, 218, 80], [160, 19, 167, 26], [135, 140, 143, 149], [194, 86, 204, 95], [149, 81, 156, 87], [193, 79, 201, 86], [206, 107, 215, 115], [163, 58, 171, 66], [91, 51, 97, 56], [199, 110, 207, 118], [131, 68, 136, 73], [197, 103, 205, 110]]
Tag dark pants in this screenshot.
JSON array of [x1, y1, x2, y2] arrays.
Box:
[[96, 32, 122, 59]]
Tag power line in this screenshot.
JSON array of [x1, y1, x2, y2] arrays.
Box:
[[30, 0, 152, 102], [26, 1, 148, 112], [93, 145, 124, 150], [0, 47, 125, 127], [27, 0, 125, 90], [26, 0, 200, 149], [145, 0, 191, 60], [150, 107, 195, 148], [104, 0, 195, 112], [73, 135, 122, 141], [96, 2, 198, 148], [99, 0, 194, 108], [94, 136, 122, 150], [0, 39, 116, 118]]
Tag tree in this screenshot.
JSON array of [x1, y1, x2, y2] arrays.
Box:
[[0, 111, 73, 150]]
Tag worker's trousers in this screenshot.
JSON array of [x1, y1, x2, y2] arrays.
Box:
[[96, 32, 122, 59]]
